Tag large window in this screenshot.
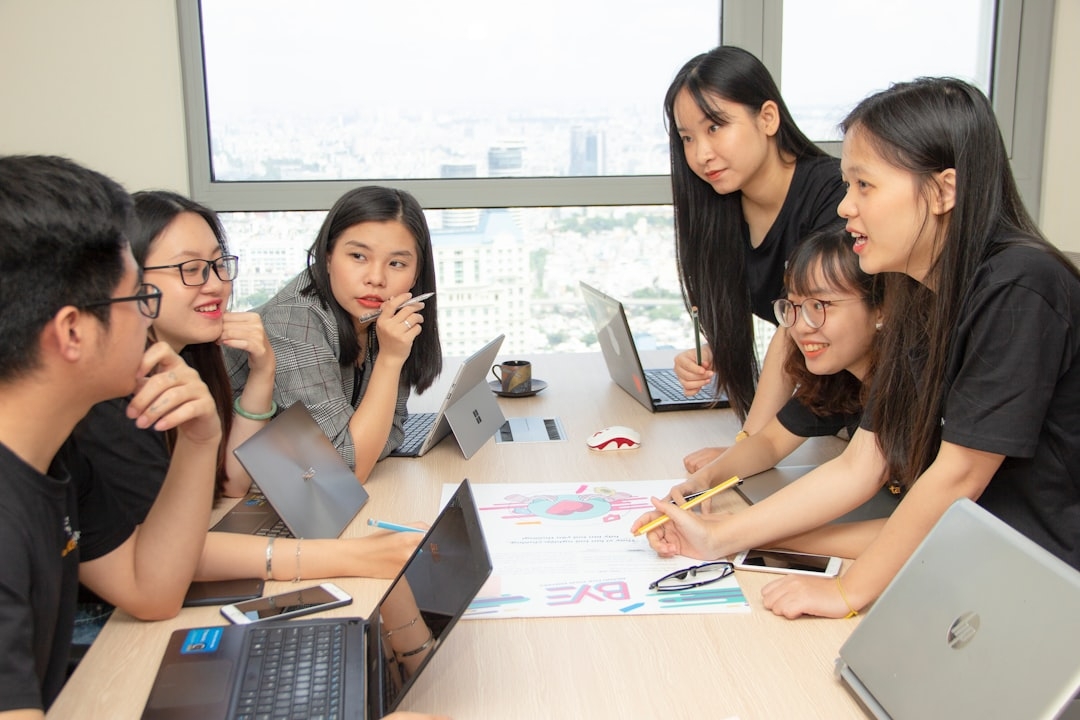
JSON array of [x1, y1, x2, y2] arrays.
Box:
[[179, 0, 1052, 357], [781, 0, 997, 142]]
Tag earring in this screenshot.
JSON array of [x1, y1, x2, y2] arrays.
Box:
[[875, 322, 883, 331]]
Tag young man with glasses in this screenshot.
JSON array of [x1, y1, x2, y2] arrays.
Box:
[[0, 155, 222, 716]]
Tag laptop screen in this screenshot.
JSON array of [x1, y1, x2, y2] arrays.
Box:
[[370, 479, 492, 716]]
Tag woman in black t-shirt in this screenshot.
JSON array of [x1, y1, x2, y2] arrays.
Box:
[[670, 227, 883, 500], [665, 46, 846, 473], [635, 78, 1080, 621]]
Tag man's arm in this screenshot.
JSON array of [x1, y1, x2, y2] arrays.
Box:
[[78, 343, 221, 620]]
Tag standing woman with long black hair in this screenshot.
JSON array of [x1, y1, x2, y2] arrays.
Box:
[[667, 46, 846, 472]]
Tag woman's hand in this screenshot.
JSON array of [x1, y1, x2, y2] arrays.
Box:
[[673, 346, 715, 395], [683, 445, 728, 473], [630, 496, 726, 560], [374, 292, 427, 364], [220, 311, 275, 377], [760, 573, 856, 619]]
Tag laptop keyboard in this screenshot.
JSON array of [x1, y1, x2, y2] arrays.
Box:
[[392, 412, 436, 456], [233, 622, 346, 720], [644, 368, 719, 403], [254, 517, 295, 539]]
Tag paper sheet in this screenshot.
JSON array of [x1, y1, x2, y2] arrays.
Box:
[[442, 480, 750, 618]]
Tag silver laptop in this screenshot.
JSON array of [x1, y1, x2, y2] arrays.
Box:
[[143, 479, 493, 720], [391, 334, 506, 458], [579, 282, 727, 412], [212, 403, 369, 539], [737, 465, 898, 524], [836, 498, 1080, 719]]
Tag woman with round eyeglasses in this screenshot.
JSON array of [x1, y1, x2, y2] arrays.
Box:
[[72, 190, 276, 514], [659, 227, 887, 528]]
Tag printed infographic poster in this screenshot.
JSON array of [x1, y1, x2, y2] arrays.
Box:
[[441, 481, 749, 619]]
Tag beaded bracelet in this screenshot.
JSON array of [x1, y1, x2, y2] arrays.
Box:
[[234, 396, 277, 421]]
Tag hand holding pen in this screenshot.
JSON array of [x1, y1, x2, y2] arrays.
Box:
[[358, 291, 435, 324]]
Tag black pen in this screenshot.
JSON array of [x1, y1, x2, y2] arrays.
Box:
[[691, 305, 702, 366], [670, 489, 709, 505]]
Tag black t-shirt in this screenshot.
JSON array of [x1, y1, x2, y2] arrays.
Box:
[[776, 396, 861, 439], [941, 244, 1080, 568], [73, 398, 170, 525], [745, 154, 846, 323], [0, 438, 133, 712], [863, 242, 1080, 569]]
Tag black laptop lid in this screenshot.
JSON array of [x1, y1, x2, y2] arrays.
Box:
[[369, 479, 493, 716]]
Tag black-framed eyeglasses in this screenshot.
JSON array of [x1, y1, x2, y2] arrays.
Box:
[[82, 282, 162, 319], [649, 561, 734, 592], [143, 255, 239, 286], [772, 297, 858, 330]]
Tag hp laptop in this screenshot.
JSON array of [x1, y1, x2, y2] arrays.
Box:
[[211, 403, 369, 539], [836, 498, 1080, 720], [737, 465, 898, 524], [143, 479, 493, 720], [391, 334, 506, 459], [580, 282, 728, 412]]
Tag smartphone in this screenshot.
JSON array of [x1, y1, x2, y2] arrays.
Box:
[[183, 578, 265, 608], [219, 582, 352, 625], [732, 548, 842, 577]]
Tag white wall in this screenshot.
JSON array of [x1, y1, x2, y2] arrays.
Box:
[[0, 0, 1076, 250], [1041, 0, 1079, 251], [0, 0, 188, 194]]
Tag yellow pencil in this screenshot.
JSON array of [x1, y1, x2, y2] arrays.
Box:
[[634, 475, 741, 536]]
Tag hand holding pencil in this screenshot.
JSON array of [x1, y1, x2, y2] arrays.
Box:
[[631, 476, 741, 558], [635, 475, 741, 535]]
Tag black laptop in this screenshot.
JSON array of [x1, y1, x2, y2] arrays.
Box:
[[580, 282, 727, 412], [143, 479, 492, 719]]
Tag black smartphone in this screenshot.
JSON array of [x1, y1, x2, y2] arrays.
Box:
[[182, 578, 265, 608]]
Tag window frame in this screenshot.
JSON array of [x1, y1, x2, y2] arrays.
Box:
[[176, 0, 1053, 213]]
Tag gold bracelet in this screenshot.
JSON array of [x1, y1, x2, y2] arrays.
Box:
[[382, 616, 419, 637], [292, 538, 303, 583], [265, 537, 275, 580], [836, 576, 859, 618], [396, 630, 435, 658], [734, 430, 750, 443]]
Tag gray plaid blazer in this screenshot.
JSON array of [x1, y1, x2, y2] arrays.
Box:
[[225, 273, 408, 468]]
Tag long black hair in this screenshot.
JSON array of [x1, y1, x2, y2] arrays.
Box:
[[665, 46, 827, 420], [843, 77, 1078, 489], [131, 190, 234, 499], [303, 186, 442, 393]]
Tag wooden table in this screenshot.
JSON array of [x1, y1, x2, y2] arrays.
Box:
[[49, 351, 863, 720]]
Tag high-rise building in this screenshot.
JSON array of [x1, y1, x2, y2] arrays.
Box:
[[488, 142, 525, 177], [570, 127, 605, 176], [440, 163, 481, 230], [430, 209, 531, 355]]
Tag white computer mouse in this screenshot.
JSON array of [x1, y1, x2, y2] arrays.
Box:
[[586, 426, 641, 452]]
